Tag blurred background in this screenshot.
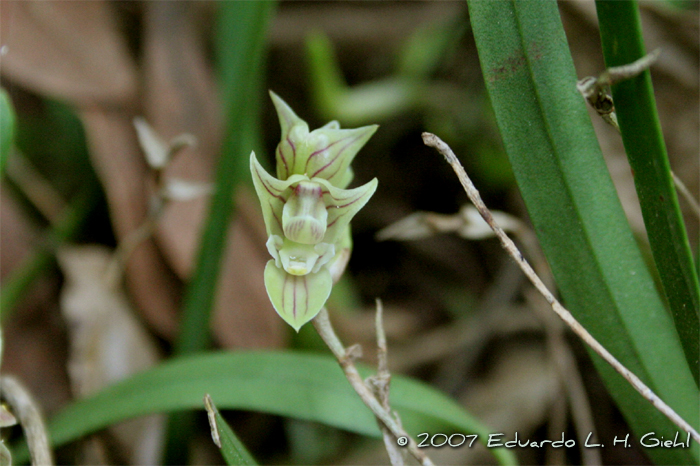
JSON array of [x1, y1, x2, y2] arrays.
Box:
[[0, 1, 697, 464]]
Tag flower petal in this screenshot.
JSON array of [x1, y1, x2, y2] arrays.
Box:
[[316, 177, 378, 245], [133, 117, 169, 169], [270, 91, 309, 180], [304, 124, 378, 188], [326, 224, 352, 283], [250, 151, 303, 237], [270, 90, 308, 141], [264, 260, 332, 331]]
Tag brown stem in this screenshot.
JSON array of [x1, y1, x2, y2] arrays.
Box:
[[313, 308, 433, 466]]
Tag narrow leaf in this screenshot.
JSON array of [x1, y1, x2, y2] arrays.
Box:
[[0, 88, 15, 177], [596, 0, 700, 385], [204, 394, 257, 466], [165, 3, 275, 462], [467, 2, 698, 464], [22, 351, 516, 466]]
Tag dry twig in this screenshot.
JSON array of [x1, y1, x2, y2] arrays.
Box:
[[367, 299, 405, 466], [422, 131, 700, 445], [313, 308, 434, 466], [577, 49, 700, 220], [0, 376, 53, 466]]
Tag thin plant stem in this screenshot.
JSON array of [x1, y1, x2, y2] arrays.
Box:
[[0, 376, 53, 466], [0, 184, 97, 322], [368, 299, 405, 466], [577, 51, 700, 222], [312, 308, 434, 466], [422, 132, 700, 444], [4, 151, 67, 224], [672, 172, 700, 220], [103, 209, 161, 290]]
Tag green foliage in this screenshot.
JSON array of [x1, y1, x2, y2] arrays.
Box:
[[0, 185, 98, 321], [16, 351, 516, 466], [467, 1, 698, 464], [596, 0, 700, 385], [205, 395, 258, 466], [0, 88, 15, 177], [164, 2, 276, 462]]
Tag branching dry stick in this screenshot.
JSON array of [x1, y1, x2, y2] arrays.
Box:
[[577, 49, 700, 221], [422, 132, 700, 445], [312, 308, 434, 466], [367, 299, 405, 466], [103, 210, 161, 290]]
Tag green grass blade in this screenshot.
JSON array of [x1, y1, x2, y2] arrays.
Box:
[[596, 0, 700, 385], [467, 1, 698, 464], [0, 185, 98, 321], [204, 395, 257, 466], [0, 88, 15, 177], [217, 1, 276, 168], [164, 3, 275, 462], [174, 0, 275, 357], [20, 351, 515, 466]]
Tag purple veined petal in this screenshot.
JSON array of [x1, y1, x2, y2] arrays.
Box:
[[326, 225, 352, 283], [270, 91, 308, 180], [304, 124, 378, 188], [270, 90, 308, 140], [250, 151, 305, 237], [264, 260, 333, 332], [314, 177, 378, 245]]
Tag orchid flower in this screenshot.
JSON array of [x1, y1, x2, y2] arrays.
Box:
[[251, 92, 378, 331]]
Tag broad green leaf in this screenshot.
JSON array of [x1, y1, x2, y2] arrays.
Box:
[[25, 351, 515, 466], [596, 0, 699, 385], [467, 1, 698, 464], [204, 395, 257, 466]]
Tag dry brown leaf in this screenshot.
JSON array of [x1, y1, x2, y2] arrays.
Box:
[[79, 108, 181, 339], [140, 2, 284, 348], [0, 194, 71, 417], [0, 191, 74, 416], [0, 189, 37, 281], [0, 1, 137, 107], [57, 245, 163, 465], [141, 1, 220, 279], [211, 190, 287, 348], [1, 1, 182, 341]]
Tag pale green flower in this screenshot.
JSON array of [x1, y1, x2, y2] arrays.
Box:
[[250, 93, 378, 331]]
